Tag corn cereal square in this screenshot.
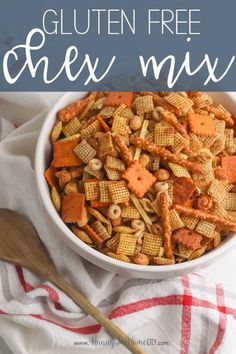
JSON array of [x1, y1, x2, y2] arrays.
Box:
[[117, 233, 138, 255], [108, 180, 130, 204], [74, 140, 97, 163], [141, 232, 163, 256], [154, 124, 175, 146], [135, 95, 154, 115]]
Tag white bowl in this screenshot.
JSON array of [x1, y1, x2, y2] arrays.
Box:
[[35, 92, 236, 279]]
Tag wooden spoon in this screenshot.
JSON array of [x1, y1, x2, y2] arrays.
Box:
[[0, 209, 145, 354]]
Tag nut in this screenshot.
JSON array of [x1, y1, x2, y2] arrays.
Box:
[[108, 204, 122, 220], [133, 253, 149, 265], [139, 154, 150, 167], [88, 158, 103, 171], [129, 115, 142, 130], [154, 169, 170, 181], [195, 195, 213, 211], [131, 219, 145, 231], [154, 181, 169, 192]]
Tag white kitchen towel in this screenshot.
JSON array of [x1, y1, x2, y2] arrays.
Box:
[[0, 93, 236, 354]]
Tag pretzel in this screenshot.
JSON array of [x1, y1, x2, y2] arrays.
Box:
[[161, 110, 189, 141], [58, 92, 98, 122], [82, 224, 104, 245], [130, 137, 202, 173], [159, 192, 173, 259], [112, 132, 133, 165], [174, 205, 236, 231]]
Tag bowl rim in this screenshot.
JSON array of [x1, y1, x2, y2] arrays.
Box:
[[35, 91, 236, 274]]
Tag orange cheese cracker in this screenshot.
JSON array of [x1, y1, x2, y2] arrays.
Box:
[[44, 164, 58, 188], [221, 156, 236, 183], [187, 113, 216, 136], [53, 138, 81, 167], [106, 92, 133, 108], [61, 193, 86, 223], [172, 176, 196, 205], [172, 228, 203, 250], [122, 161, 156, 198]]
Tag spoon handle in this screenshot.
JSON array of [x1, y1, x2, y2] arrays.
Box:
[[50, 274, 146, 354]]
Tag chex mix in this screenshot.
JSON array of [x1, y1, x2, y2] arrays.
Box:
[[45, 91, 236, 266]]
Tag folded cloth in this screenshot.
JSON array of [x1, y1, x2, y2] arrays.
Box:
[[0, 93, 236, 354]]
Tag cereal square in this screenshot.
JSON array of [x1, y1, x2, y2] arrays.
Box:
[[154, 124, 175, 146], [164, 93, 193, 112], [62, 117, 82, 137], [99, 181, 113, 203], [98, 132, 115, 157], [117, 233, 138, 255], [112, 115, 130, 136], [135, 95, 154, 115], [108, 180, 130, 204], [84, 181, 100, 200], [141, 232, 163, 256], [121, 206, 140, 219], [74, 140, 97, 163]]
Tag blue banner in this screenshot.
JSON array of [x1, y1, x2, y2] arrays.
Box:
[[0, 0, 235, 91]]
